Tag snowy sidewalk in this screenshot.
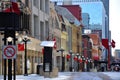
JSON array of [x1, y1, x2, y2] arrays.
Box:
[[0, 73, 71, 80], [0, 72, 111, 80]]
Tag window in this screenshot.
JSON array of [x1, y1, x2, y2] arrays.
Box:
[[45, 21, 49, 40], [40, 21, 44, 41], [33, 0, 39, 8], [34, 15, 39, 39], [40, 0, 44, 11], [45, 0, 49, 14], [61, 23, 66, 31]]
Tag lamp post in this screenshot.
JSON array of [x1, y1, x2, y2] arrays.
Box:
[[4, 30, 16, 80], [81, 56, 85, 71], [76, 53, 79, 71], [7, 37, 13, 80], [69, 50, 72, 72], [90, 59, 93, 70], [57, 48, 65, 72], [86, 57, 89, 72], [22, 36, 30, 76]]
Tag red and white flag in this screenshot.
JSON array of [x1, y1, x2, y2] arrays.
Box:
[[74, 56, 78, 61], [3, 0, 20, 15], [102, 39, 109, 49], [66, 54, 71, 59], [3, 8, 11, 12], [10, 0, 20, 15], [111, 39, 115, 48], [18, 43, 24, 51], [79, 58, 82, 63]]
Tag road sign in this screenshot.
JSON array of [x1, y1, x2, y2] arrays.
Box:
[[3, 45, 17, 59]]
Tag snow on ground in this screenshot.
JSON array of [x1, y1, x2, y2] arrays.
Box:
[[0, 72, 117, 80], [103, 72, 120, 80], [70, 72, 103, 80], [0, 73, 71, 80]]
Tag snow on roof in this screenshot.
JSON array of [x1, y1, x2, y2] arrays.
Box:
[[55, 6, 81, 26]]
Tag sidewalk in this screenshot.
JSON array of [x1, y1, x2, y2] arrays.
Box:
[[0, 73, 72, 80], [0, 72, 112, 80]]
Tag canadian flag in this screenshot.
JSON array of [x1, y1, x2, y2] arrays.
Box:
[[79, 58, 82, 63], [18, 43, 24, 51], [102, 39, 109, 49], [66, 54, 71, 59], [11, 0, 20, 14], [3, 0, 20, 15], [111, 39, 115, 48], [74, 56, 78, 61]]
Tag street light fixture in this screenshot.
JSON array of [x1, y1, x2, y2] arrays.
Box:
[[69, 50, 72, 72], [57, 48, 65, 72], [22, 36, 30, 76]]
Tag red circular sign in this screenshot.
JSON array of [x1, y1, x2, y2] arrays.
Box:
[[4, 46, 16, 58]]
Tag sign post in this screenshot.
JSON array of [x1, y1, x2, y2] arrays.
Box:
[[3, 45, 16, 59]]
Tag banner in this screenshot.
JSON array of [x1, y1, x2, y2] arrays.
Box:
[[18, 43, 24, 51], [102, 39, 109, 49], [111, 39, 115, 48]]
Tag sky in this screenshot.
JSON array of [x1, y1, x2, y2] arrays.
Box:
[[110, 0, 120, 50], [74, 2, 102, 24], [54, 0, 120, 52], [78, 0, 120, 53]]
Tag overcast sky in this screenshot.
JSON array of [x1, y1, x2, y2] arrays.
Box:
[[110, 0, 120, 51]]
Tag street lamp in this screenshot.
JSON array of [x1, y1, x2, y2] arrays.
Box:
[[57, 48, 65, 72], [69, 50, 72, 72], [89, 59, 93, 69], [22, 36, 30, 76], [7, 37, 13, 80], [81, 56, 85, 71], [86, 57, 89, 71], [76, 53, 79, 71]]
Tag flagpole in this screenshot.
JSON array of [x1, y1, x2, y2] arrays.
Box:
[[9, 0, 13, 12], [108, 46, 110, 71]]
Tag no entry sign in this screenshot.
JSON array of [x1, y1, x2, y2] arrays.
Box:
[[3, 45, 17, 59]]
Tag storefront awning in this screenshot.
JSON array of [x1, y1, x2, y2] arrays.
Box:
[[40, 41, 55, 47]]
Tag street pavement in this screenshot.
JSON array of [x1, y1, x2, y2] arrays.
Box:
[[0, 72, 120, 80]]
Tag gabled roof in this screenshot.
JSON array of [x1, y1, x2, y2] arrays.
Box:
[[55, 6, 81, 26]]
